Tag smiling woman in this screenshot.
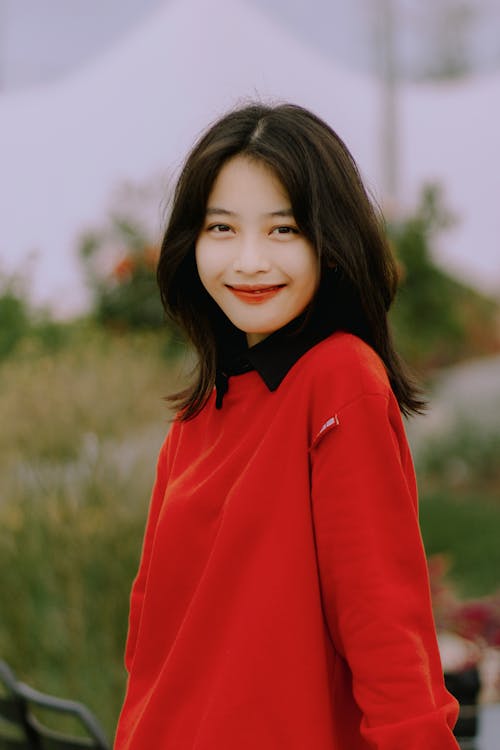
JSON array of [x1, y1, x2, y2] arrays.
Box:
[[115, 102, 460, 750], [195, 156, 319, 346]]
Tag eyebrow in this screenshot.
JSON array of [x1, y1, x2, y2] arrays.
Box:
[[205, 207, 294, 218]]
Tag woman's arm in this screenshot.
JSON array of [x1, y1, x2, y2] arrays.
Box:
[[310, 391, 460, 750]]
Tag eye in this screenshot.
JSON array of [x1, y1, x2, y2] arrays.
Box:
[[271, 226, 300, 236], [207, 223, 232, 233]]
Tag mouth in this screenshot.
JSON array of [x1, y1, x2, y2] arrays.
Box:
[[226, 284, 286, 304], [226, 284, 286, 293]]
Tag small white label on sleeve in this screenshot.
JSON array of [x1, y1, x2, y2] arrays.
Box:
[[318, 415, 339, 436], [311, 414, 340, 450]]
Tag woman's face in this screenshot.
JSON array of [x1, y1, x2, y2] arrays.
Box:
[[195, 155, 319, 347]]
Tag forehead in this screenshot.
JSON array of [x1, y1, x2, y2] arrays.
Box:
[[207, 156, 290, 209]]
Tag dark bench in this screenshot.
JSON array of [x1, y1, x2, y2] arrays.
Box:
[[0, 661, 110, 749]]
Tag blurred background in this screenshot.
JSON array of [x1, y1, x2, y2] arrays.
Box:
[[1, 0, 499, 741]]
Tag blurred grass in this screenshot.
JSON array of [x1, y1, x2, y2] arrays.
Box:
[[0, 458, 151, 737], [0, 326, 186, 737], [419, 491, 500, 598], [417, 422, 500, 496], [416, 419, 500, 599], [0, 324, 181, 463]]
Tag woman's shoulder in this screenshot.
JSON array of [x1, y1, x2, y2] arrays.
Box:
[[298, 330, 391, 407]]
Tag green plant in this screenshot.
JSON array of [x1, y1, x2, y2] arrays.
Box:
[[78, 181, 172, 331], [388, 185, 500, 370], [419, 491, 500, 597], [80, 223, 165, 330], [0, 275, 31, 359]]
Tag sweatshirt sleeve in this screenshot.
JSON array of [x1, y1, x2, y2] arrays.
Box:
[[310, 391, 460, 750], [124, 421, 178, 673]]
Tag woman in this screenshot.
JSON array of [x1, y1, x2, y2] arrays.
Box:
[[114, 102, 460, 749]]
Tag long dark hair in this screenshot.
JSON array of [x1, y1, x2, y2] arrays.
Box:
[[157, 102, 425, 420]]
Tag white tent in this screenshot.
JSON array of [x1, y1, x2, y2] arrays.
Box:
[[1, 0, 499, 314]]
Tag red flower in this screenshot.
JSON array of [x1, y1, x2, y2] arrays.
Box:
[[452, 597, 500, 647], [427, 556, 500, 648], [113, 257, 136, 282]]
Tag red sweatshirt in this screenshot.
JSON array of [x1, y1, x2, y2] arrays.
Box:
[[114, 331, 459, 749]]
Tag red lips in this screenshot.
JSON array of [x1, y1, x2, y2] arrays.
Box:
[[226, 284, 285, 304], [227, 284, 285, 292]]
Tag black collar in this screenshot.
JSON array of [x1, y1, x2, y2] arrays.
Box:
[[215, 309, 336, 409]]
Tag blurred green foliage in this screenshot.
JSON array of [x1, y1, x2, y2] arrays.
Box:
[[0, 329, 185, 736], [420, 490, 500, 598], [0, 277, 30, 359], [79, 216, 165, 331], [417, 422, 500, 495], [0, 273, 73, 361], [388, 185, 499, 370], [0, 451, 152, 738], [0, 326, 182, 463], [416, 416, 500, 598]]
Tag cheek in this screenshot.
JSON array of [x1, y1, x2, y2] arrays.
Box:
[[194, 241, 213, 287], [294, 247, 320, 293]]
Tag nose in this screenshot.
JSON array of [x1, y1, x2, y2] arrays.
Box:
[[232, 235, 271, 274]]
